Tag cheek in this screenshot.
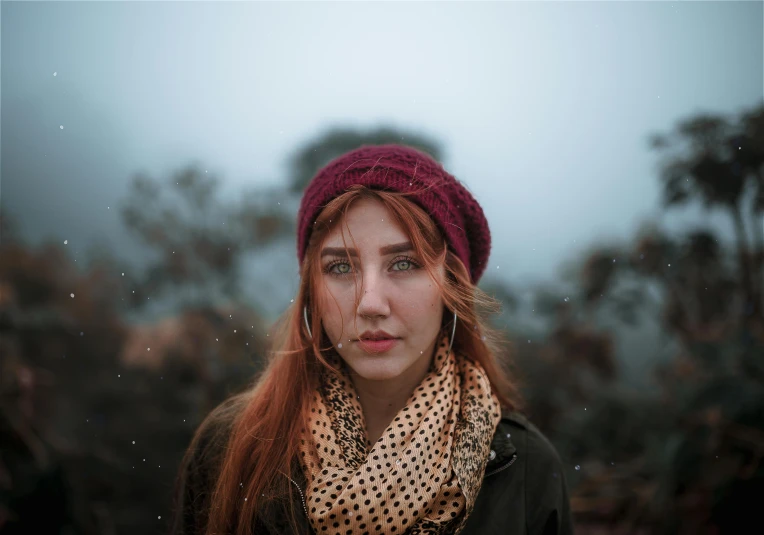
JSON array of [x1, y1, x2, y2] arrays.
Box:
[[317, 289, 353, 337], [320, 288, 353, 315], [400, 287, 442, 316]]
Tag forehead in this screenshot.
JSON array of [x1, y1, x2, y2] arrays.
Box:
[[322, 198, 407, 248]]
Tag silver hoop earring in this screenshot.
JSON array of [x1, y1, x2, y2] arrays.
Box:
[[448, 310, 457, 353], [303, 305, 312, 340]]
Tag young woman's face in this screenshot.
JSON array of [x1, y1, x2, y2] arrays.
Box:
[[317, 198, 445, 383]]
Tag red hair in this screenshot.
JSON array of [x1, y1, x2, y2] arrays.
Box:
[[187, 185, 524, 535]]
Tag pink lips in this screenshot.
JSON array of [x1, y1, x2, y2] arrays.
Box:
[[356, 338, 399, 353]]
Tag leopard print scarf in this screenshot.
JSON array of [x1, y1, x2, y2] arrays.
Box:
[[298, 329, 502, 535]]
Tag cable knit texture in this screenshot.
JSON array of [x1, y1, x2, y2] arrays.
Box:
[[296, 144, 491, 284]]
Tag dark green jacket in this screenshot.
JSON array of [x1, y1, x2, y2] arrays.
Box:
[[171, 405, 574, 535]]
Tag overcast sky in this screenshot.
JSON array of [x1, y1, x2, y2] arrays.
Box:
[[2, 0, 762, 318]]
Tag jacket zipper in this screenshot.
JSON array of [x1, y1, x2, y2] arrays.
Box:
[[288, 476, 310, 519], [485, 452, 517, 478]]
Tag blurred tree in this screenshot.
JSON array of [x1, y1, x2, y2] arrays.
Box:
[[284, 126, 444, 193], [649, 103, 764, 320], [0, 234, 127, 534], [0, 231, 266, 535], [513, 103, 764, 533], [119, 165, 294, 314]]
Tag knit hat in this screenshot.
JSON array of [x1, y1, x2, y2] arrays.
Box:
[[296, 144, 491, 284]]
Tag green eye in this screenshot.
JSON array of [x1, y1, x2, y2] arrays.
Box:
[[325, 261, 353, 276], [324, 256, 420, 277]]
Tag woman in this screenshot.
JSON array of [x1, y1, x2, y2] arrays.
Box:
[[170, 144, 573, 535]]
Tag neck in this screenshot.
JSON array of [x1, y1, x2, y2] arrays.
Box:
[[350, 343, 436, 446]]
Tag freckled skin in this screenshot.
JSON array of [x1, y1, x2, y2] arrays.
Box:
[[317, 198, 445, 392]]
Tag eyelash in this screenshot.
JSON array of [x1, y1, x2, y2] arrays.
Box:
[[324, 255, 421, 277]]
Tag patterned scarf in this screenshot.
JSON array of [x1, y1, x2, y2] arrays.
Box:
[[298, 330, 502, 535]]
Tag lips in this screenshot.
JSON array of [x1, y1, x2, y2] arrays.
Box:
[[358, 330, 397, 341], [356, 338, 399, 353]]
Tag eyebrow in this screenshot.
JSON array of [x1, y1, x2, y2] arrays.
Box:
[[321, 241, 414, 258]]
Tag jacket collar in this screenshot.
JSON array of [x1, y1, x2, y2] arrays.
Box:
[[485, 411, 518, 472]]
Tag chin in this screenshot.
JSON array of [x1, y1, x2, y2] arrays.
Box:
[[344, 354, 412, 382]]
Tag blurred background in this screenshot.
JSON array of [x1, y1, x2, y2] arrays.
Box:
[[1, 1, 763, 534]]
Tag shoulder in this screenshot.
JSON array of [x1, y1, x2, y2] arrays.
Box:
[[501, 410, 565, 474], [194, 392, 251, 455], [500, 410, 574, 535], [170, 392, 252, 535], [184, 391, 254, 488]]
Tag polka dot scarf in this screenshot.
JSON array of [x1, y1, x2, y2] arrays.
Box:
[[298, 330, 502, 535]]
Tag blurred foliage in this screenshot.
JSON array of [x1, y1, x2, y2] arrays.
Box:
[[2, 107, 764, 535], [0, 231, 267, 534], [285, 126, 444, 193], [118, 165, 295, 313], [519, 102, 764, 534]]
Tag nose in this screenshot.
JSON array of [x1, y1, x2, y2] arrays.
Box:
[[356, 275, 390, 319]]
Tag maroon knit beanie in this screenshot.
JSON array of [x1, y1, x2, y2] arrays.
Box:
[[296, 144, 491, 284]]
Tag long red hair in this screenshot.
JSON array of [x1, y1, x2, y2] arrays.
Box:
[[183, 184, 524, 535]]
